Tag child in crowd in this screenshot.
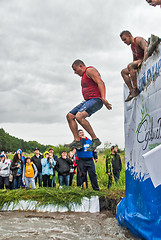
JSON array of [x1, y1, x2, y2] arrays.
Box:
[[22, 157, 38, 189]]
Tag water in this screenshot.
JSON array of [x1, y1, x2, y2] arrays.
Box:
[[0, 211, 140, 240]]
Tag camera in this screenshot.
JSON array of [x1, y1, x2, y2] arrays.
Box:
[[48, 157, 54, 169]]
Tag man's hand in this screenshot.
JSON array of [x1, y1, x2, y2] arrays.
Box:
[[137, 59, 143, 68], [101, 99, 112, 110]]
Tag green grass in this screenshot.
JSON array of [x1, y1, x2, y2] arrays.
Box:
[[0, 187, 125, 211], [0, 152, 125, 209], [95, 152, 125, 190], [0, 187, 116, 210]]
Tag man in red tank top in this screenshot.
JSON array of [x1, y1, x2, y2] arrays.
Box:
[[65, 59, 112, 151], [120, 31, 148, 102]]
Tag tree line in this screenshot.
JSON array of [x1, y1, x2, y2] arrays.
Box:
[[0, 128, 67, 156]]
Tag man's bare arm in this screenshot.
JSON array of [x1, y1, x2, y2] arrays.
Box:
[[86, 68, 112, 110], [136, 37, 148, 60]]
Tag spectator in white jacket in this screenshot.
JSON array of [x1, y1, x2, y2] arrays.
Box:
[[0, 154, 11, 189]]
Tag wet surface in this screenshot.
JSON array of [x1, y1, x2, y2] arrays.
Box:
[[0, 211, 141, 240]]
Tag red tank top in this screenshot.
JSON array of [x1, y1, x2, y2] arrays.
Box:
[[81, 66, 101, 100], [131, 37, 144, 61]]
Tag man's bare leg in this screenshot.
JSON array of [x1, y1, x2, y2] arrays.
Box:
[[127, 62, 139, 88], [66, 111, 101, 150], [65, 113, 83, 149], [128, 61, 141, 98], [121, 67, 134, 102], [66, 113, 80, 141], [121, 68, 133, 92], [75, 111, 97, 139], [75, 111, 101, 151]]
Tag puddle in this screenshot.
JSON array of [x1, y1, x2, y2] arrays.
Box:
[[0, 211, 140, 240]]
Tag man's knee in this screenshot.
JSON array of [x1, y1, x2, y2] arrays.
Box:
[[75, 111, 89, 122], [66, 112, 75, 122], [75, 112, 84, 122], [121, 68, 128, 77], [127, 62, 137, 71], [127, 64, 131, 71]]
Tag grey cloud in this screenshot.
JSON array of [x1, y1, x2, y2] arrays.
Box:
[[0, 0, 160, 149]]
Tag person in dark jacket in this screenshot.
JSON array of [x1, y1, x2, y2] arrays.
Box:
[[56, 151, 73, 187], [31, 148, 43, 187], [106, 146, 122, 188], [10, 153, 23, 189]]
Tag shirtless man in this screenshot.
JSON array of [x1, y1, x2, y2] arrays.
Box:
[[65, 59, 112, 151], [120, 31, 148, 102]]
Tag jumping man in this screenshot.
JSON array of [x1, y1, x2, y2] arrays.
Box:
[[65, 59, 112, 151]]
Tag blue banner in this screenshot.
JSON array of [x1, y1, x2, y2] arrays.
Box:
[[116, 44, 161, 239]]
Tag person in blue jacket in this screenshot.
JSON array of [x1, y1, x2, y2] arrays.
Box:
[[16, 149, 25, 166], [41, 151, 56, 187], [76, 129, 99, 191], [48, 148, 58, 187]]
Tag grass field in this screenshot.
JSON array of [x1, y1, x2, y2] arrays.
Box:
[[95, 152, 125, 190], [0, 152, 125, 209]]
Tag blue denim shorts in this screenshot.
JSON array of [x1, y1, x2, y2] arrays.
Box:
[[70, 98, 103, 116]]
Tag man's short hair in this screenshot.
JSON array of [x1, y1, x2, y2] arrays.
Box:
[[111, 145, 115, 151], [78, 129, 83, 132], [49, 148, 54, 152], [61, 150, 67, 154], [120, 30, 132, 38], [72, 59, 85, 67]]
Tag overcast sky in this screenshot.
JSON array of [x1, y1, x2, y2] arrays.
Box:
[[0, 0, 161, 150]]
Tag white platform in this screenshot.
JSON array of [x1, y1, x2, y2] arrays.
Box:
[[1, 196, 100, 213]]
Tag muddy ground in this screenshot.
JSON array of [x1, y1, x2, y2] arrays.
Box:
[[0, 211, 141, 240]]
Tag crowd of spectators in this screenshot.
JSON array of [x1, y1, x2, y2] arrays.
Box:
[[0, 137, 100, 190], [0, 131, 122, 191]]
